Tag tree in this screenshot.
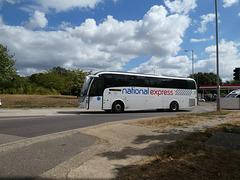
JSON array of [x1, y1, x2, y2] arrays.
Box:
[[224, 79, 240, 85], [50, 66, 68, 76], [0, 44, 18, 91], [189, 72, 222, 87], [67, 69, 91, 96], [29, 67, 91, 95], [30, 72, 69, 94]]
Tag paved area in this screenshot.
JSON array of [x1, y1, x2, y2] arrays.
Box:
[[36, 117, 231, 180], [0, 133, 98, 179], [0, 107, 88, 117], [0, 102, 217, 117], [0, 104, 238, 179]]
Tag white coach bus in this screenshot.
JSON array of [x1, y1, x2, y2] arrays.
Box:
[[79, 71, 197, 112]]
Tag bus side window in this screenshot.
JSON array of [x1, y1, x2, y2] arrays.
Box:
[[89, 77, 104, 96], [148, 77, 164, 88], [102, 75, 114, 88], [187, 80, 196, 89], [132, 76, 150, 87]]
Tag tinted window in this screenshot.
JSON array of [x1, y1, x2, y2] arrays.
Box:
[[169, 79, 187, 89], [163, 79, 175, 88], [148, 77, 195, 89], [101, 74, 196, 89], [114, 75, 133, 86], [132, 76, 150, 87], [80, 76, 93, 97], [187, 80, 196, 89], [102, 74, 115, 88], [89, 77, 104, 96], [226, 93, 237, 98], [148, 77, 165, 88], [102, 74, 150, 87]]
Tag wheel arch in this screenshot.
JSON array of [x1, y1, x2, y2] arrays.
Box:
[[169, 100, 179, 112], [111, 99, 126, 112], [112, 98, 126, 107]]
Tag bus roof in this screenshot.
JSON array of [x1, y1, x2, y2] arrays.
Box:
[[93, 71, 195, 81]]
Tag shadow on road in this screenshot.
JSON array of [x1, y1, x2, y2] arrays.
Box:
[[57, 109, 190, 115], [100, 131, 186, 160]]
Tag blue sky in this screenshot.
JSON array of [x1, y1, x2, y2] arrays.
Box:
[[0, 0, 240, 81]]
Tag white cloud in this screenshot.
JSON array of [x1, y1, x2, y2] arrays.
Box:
[[195, 39, 240, 81], [24, 11, 48, 29], [0, 0, 20, 5], [0, 5, 191, 76], [164, 0, 197, 14], [132, 39, 240, 81], [6, 0, 19, 4], [67, 5, 190, 58], [59, 21, 72, 29], [24, 0, 104, 12], [195, 13, 215, 34], [223, 0, 239, 8], [0, 15, 3, 24], [131, 39, 240, 81], [0, 0, 21, 8], [190, 36, 214, 43], [38, 0, 103, 12], [131, 56, 192, 77], [2, 0, 105, 12], [190, 38, 207, 43]]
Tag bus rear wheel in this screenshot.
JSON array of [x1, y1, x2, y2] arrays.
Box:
[[170, 101, 179, 112], [112, 101, 124, 113]]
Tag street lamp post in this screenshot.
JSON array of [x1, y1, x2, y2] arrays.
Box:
[[215, 0, 220, 111], [184, 50, 194, 75]]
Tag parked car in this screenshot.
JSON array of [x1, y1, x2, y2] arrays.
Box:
[[225, 89, 240, 98], [198, 98, 205, 102]]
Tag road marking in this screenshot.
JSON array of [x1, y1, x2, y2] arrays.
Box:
[[0, 116, 46, 121], [0, 134, 26, 146]]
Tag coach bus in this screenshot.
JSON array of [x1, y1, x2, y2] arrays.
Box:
[[79, 71, 197, 112]]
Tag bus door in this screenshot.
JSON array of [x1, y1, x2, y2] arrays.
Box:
[[88, 77, 104, 109]]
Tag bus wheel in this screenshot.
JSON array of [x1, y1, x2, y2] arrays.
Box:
[[170, 101, 179, 112], [112, 101, 124, 113]]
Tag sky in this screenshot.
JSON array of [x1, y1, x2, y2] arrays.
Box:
[[0, 0, 240, 82]]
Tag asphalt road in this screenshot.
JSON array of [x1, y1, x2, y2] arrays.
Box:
[[0, 105, 215, 179], [0, 132, 98, 179], [0, 106, 215, 145]]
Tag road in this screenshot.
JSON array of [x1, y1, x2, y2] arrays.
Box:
[[0, 106, 214, 145], [0, 105, 215, 179]]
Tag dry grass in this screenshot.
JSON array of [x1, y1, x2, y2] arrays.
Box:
[[118, 129, 240, 180], [118, 111, 240, 180], [0, 94, 78, 108], [133, 111, 231, 129]]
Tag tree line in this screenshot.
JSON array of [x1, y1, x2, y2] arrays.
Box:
[[0, 44, 91, 95], [1, 44, 240, 96]]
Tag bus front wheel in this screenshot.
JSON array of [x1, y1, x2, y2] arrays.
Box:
[[112, 101, 124, 113], [170, 101, 179, 112]]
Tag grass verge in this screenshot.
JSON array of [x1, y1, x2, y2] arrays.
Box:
[[118, 111, 240, 179], [133, 111, 231, 129], [0, 94, 78, 108]]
